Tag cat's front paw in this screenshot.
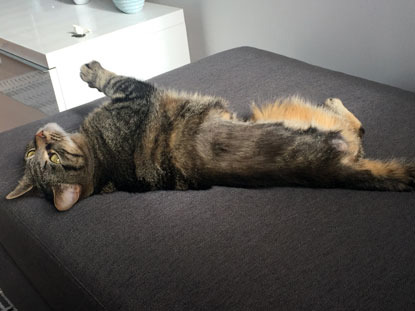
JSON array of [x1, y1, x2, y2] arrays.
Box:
[[80, 61, 103, 88]]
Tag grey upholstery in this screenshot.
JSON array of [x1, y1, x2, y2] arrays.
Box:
[[0, 244, 51, 311], [1, 47, 414, 310]]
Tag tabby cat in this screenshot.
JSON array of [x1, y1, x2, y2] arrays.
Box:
[[6, 61, 415, 211]]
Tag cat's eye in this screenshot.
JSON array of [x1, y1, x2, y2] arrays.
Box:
[[50, 153, 61, 164], [25, 149, 36, 158]]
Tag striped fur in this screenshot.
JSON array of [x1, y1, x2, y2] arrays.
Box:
[[6, 61, 415, 211]]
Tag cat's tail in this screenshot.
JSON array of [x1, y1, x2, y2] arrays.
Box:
[[337, 158, 415, 191]]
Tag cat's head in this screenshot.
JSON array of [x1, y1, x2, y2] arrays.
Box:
[[6, 123, 94, 211]]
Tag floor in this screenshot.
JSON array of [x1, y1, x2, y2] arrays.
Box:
[[0, 54, 46, 133], [0, 92, 46, 133]]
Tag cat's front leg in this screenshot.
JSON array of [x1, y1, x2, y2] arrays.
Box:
[[80, 61, 155, 101], [80, 61, 116, 93]]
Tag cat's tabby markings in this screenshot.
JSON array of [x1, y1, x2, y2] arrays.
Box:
[[6, 61, 415, 211]]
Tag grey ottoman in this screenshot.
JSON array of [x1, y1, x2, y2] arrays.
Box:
[[1, 47, 414, 310]]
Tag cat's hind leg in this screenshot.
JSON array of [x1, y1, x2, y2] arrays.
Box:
[[80, 61, 155, 100], [250, 96, 364, 164], [322, 98, 366, 163], [250, 96, 342, 132]]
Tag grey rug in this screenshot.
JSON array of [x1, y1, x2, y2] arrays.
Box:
[[0, 71, 59, 115]]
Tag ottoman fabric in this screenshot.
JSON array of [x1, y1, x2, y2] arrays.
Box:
[[1, 47, 414, 310]]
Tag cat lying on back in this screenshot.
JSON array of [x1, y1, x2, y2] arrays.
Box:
[[6, 61, 415, 211]]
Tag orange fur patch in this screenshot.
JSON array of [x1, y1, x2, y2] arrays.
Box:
[[355, 159, 408, 179], [251, 97, 345, 132], [220, 112, 233, 120]]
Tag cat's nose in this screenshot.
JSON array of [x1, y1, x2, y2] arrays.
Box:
[[35, 131, 48, 146], [35, 131, 46, 147], [36, 130, 46, 139]]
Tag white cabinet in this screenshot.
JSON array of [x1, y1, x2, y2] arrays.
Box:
[[0, 0, 190, 112]]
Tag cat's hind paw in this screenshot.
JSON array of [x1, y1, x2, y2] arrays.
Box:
[[325, 97, 345, 110]]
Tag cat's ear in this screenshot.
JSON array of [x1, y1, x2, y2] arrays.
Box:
[[52, 184, 82, 212], [6, 175, 34, 200]]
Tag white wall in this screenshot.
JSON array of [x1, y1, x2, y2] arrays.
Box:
[[149, 0, 415, 92]]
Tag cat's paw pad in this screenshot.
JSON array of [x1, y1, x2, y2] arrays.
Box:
[[80, 61, 103, 87]]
